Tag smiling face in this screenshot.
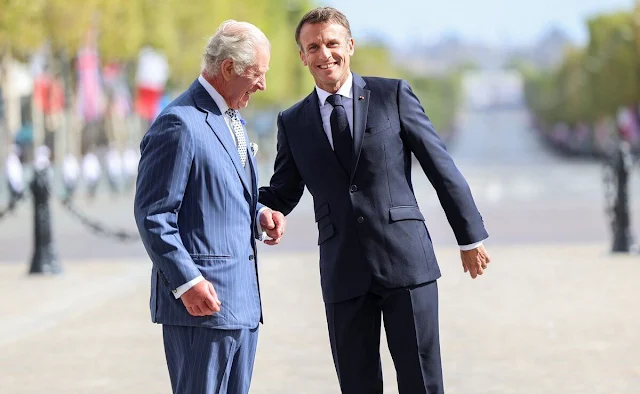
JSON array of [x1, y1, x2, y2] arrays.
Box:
[[221, 46, 270, 109], [298, 22, 354, 93]]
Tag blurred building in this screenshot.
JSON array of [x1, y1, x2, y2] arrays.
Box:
[[395, 27, 572, 77], [461, 70, 525, 111]]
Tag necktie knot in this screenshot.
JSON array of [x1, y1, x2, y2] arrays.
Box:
[[225, 108, 238, 120], [326, 94, 343, 108]]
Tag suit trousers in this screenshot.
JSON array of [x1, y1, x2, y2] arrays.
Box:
[[162, 325, 259, 394], [324, 280, 443, 394]]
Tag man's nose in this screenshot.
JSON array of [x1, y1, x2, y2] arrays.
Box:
[[257, 75, 266, 91], [320, 45, 332, 60]]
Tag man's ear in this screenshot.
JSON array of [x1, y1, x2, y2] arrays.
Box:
[[221, 58, 235, 81], [299, 50, 308, 66], [347, 37, 355, 56]]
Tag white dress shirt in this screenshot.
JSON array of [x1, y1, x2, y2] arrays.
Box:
[[173, 76, 264, 299], [315, 73, 484, 252], [315, 72, 355, 148], [198, 75, 243, 145]]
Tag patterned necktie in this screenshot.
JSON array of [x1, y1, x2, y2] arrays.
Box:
[[225, 109, 247, 167], [326, 94, 353, 173]]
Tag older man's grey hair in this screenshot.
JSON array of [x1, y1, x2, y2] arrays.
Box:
[[202, 20, 270, 77]]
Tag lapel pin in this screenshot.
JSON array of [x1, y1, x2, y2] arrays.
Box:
[[358, 95, 365, 100]]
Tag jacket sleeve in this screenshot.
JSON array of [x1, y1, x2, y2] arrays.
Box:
[[134, 112, 202, 291], [397, 79, 488, 245], [258, 112, 305, 215]]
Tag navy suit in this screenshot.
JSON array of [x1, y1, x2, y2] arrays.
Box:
[[259, 73, 488, 393], [135, 79, 263, 393]]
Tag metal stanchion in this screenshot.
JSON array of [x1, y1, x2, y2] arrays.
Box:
[[609, 140, 635, 253], [28, 146, 61, 274]]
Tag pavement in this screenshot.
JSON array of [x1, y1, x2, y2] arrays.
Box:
[[1, 243, 639, 394]]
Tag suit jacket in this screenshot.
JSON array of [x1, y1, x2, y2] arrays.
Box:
[[259, 73, 488, 303], [134, 79, 263, 329]]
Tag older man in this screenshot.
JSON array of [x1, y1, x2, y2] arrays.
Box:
[[134, 20, 284, 394]]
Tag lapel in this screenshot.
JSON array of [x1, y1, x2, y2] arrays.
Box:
[[190, 79, 251, 195], [247, 148, 257, 203], [248, 153, 260, 243], [351, 74, 370, 180], [303, 90, 346, 176]]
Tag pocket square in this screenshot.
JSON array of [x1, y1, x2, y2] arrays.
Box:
[[250, 142, 259, 157]]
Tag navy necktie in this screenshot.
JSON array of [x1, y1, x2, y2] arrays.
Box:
[[326, 94, 352, 173]]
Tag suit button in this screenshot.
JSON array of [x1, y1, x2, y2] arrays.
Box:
[[350, 185, 358, 193], [249, 255, 254, 261], [357, 216, 365, 224]]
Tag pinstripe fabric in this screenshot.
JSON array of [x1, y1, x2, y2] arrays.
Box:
[[163, 325, 259, 394], [134, 78, 264, 330]]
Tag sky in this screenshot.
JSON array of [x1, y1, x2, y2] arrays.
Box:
[[320, 0, 635, 47]]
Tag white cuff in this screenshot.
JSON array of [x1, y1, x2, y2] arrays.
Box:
[[460, 240, 484, 251], [173, 276, 204, 299], [256, 206, 270, 240]]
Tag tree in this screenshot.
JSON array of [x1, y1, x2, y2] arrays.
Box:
[[0, 1, 45, 57], [556, 47, 593, 124], [585, 12, 639, 117], [95, 0, 145, 63], [524, 8, 640, 128]]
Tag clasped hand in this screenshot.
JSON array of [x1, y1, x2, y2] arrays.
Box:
[[259, 208, 286, 245]]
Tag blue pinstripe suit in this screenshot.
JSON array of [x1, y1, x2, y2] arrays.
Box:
[[134, 79, 264, 393]]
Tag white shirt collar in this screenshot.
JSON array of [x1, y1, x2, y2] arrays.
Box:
[[315, 72, 353, 107], [198, 74, 231, 114]]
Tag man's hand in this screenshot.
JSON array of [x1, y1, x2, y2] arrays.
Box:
[[181, 280, 221, 316], [259, 208, 286, 245], [460, 244, 491, 279]]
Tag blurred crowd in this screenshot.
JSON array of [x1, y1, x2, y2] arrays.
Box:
[[524, 4, 640, 159]]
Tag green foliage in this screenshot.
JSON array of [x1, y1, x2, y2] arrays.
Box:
[[96, 1, 145, 62], [0, 0, 461, 130], [0, 1, 46, 57], [524, 6, 640, 126], [41, 0, 100, 54], [404, 73, 461, 134], [349, 41, 461, 134]]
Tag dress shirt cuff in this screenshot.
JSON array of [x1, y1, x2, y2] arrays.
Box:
[[256, 206, 270, 241], [459, 240, 484, 251], [173, 276, 204, 299]]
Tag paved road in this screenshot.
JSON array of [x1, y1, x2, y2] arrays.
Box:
[[1, 244, 639, 394]]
